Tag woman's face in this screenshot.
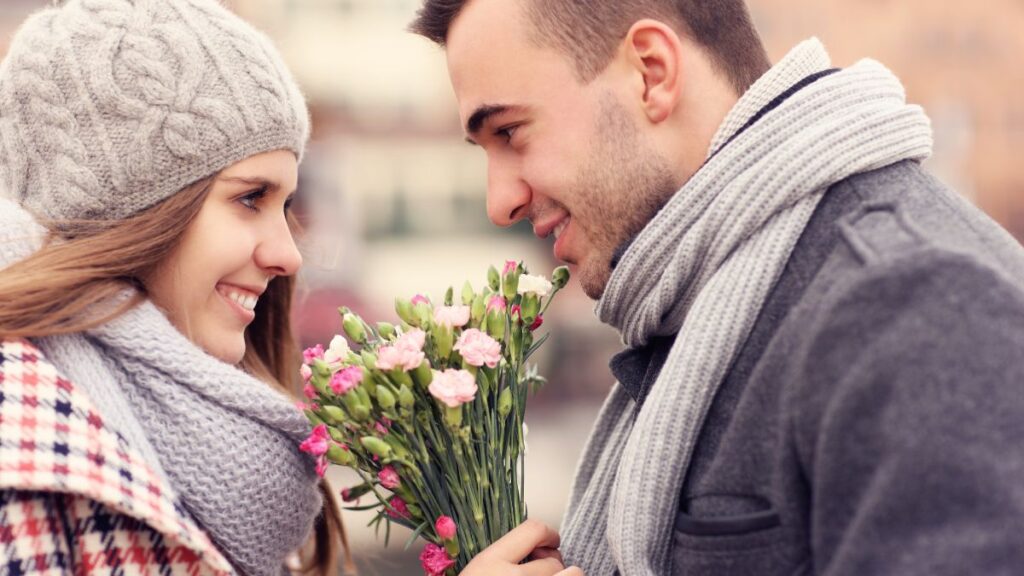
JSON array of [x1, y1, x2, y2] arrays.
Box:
[[145, 150, 302, 364]]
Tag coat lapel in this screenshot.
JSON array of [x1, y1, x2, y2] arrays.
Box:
[[0, 338, 233, 574]]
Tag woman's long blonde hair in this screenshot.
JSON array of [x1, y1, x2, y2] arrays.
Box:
[[0, 177, 354, 575]]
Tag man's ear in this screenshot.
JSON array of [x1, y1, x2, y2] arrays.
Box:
[[623, 19, 684, 124]]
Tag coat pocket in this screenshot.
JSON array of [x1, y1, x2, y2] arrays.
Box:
[[670, 497, 805, 576]]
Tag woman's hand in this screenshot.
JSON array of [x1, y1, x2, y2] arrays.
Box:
[[459, 519, 584, 575]]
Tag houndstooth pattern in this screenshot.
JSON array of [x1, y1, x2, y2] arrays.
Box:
[[0, 0, 308, 221], [0, 338, 233, 575]]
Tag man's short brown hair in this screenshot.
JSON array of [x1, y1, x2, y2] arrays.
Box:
[[410, 0, 771, 95]]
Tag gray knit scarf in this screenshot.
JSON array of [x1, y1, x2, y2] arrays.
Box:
[[0, 200, 321, 576], [559, 39, 933, 576]]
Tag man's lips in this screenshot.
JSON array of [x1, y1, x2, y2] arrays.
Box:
[[533, 214, 570, 239]]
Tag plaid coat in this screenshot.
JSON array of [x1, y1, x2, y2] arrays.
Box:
[[0, 338, 234, 575]]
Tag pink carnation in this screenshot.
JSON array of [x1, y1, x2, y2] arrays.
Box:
[[303, 344, 324, 364], [315, 456, 328, 478], [433, 305, 471, 328], [486, 295, 507, 314], [329, 366, 363, 395], [376, 345, 425, 372], [378, 465, 401, 490], [411, 294, 430, 306], [299, 424, 330, 457], [375, 421, 389, 436], [428, 369, 478, 408], [435, 515, 457, 540], [303, 382, 316, 400], [397, 329, 426, 352], [377, 329, 427, 371], [453, 329, 501, 369], [387, 496, 412, 520], [503, 260, 517, 275], [300, 364, 313, 383], [420, 543, 456, 576], [341, 487, 358, 503]]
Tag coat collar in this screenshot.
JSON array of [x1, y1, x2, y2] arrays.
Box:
[[0, 338, 234, 574]]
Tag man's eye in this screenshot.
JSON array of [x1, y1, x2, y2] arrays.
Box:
[[495, 125, 518, 143], [239, 188, 267, 211]]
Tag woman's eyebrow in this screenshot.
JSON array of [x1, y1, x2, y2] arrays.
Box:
[[219, 176, 280, 191]]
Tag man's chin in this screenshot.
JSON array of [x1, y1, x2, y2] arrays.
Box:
[[577, 262, 611, 301]]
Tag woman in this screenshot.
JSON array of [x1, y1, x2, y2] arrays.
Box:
[[0, 0, 349, 574]]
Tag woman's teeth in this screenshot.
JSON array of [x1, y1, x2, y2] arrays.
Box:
[[228, 291, 258, 311]]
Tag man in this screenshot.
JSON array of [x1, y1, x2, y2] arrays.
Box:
[[411, 1, 1024, 575]]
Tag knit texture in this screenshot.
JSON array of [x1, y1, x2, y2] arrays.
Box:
[[559, 39, 934, 576], [0, 0, 308, 222], [0, 198, 322, 576]]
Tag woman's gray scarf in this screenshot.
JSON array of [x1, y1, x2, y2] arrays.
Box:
[[559, 39, 933, 576], [0, 200, 321, 576]]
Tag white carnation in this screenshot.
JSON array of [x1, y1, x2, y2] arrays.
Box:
[[517, 274, 553, 296]]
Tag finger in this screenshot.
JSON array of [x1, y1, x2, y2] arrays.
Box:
[[556, 567, 585, 576], [529, 547, 563, 563], [478, 519, 561, 563], [519, 556, 566, 576]]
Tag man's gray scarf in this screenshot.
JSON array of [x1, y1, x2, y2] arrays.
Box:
[[560, 39, 934, 575], [0, 200, 321, 576]]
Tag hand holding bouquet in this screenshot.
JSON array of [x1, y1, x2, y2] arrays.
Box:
[[298, 261, 570, 575]]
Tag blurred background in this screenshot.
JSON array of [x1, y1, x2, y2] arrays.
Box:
[[2, 0, 1022, 573]]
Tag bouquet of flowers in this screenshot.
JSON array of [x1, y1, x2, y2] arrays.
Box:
[[297, 261, 570, 575]]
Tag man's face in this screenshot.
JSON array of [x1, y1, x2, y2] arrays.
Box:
[[446, 0, 678, 299]]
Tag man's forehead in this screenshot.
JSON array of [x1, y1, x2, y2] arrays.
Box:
[[445, 1, 585, 130]]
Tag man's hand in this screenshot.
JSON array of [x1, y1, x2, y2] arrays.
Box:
[[459, 519, 585, 575]]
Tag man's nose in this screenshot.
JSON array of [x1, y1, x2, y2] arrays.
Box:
[[485, 159, 530, 227]]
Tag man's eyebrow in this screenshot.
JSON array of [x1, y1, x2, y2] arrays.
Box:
[[465, 104, 526, 142]]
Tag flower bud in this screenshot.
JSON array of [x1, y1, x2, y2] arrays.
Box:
[[376, 322, 396, 341], [342, 313, 366, 344], [501, 268, 520, 300], [341, 482, 373, 503], [343, 391, 370, 421], [413, 301, 432, 328], [552, 265, 570, 289], [498, 387, 513, 419], [321, 405, 347, 424], [444, 286, 454, 306], [487, 265, 500, 291], [412, 360, 433, 388], [520, 293, 540, 325], [376, 386, 396, 410], [486, 309, 506, 341], [326, 443, 354, 466], [312, 359, 331, 379], [395, 298, 416, 326], [461, 281, 475, 306], [471, 293, 486, 325], [398, 384, 415, 409], [434, 323, 454, 360], [435, 516, 457, 540], [360, 350, 377, 371], [360, 436, 392, 458]]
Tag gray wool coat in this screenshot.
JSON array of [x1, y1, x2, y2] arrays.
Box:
[[611, 159, 1024, 575]]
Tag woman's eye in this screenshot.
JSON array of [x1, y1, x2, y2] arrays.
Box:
[[239, 188, 267, 211]]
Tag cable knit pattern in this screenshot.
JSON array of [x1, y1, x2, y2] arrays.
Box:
[[0, 0, 308, 221], [559, 39, 935, 576], [0, 197, 322, 576]]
